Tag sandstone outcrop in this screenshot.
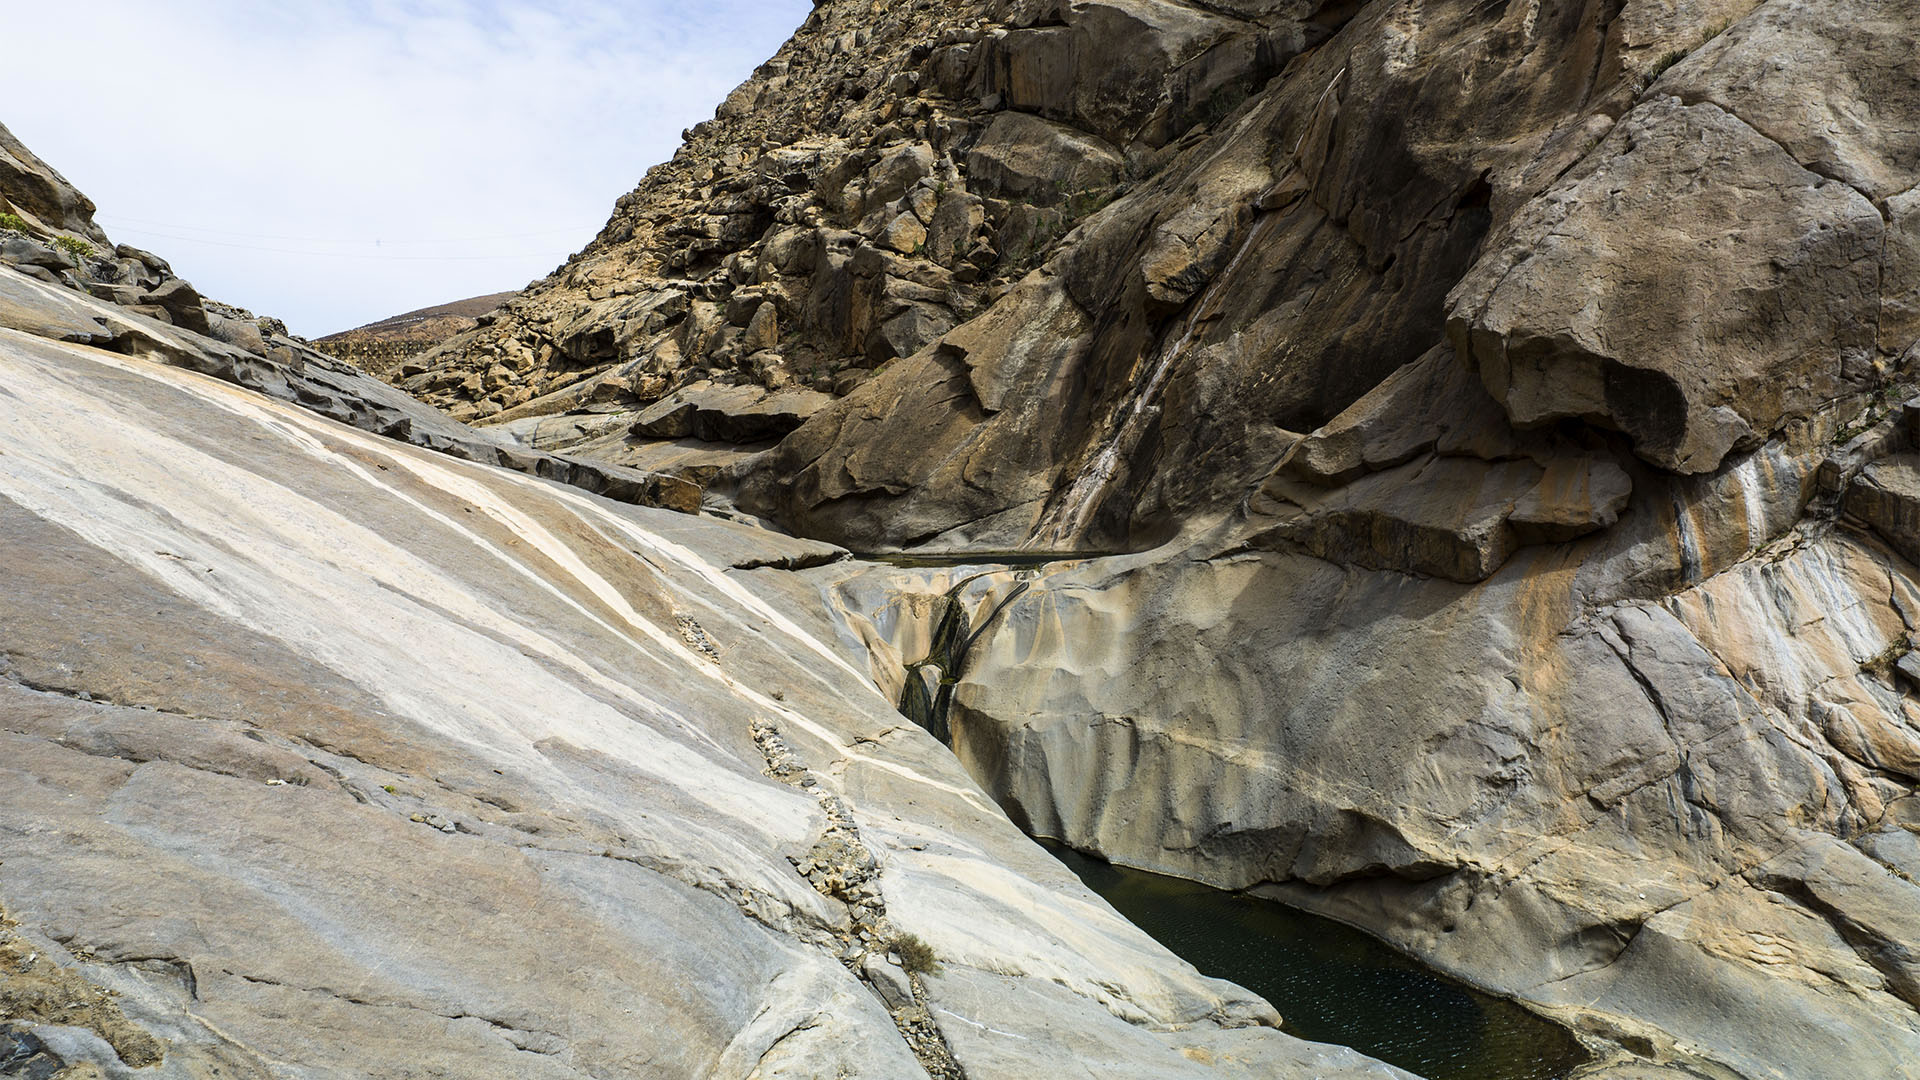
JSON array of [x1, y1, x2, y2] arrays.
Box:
[[384, 0, 1920, 1075], [10, 0, 1920, 1074], [0, 248, 1413, 1079]]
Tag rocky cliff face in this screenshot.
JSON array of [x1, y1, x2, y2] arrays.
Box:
[[396, 0, 1920, 1077], [0, 129, 1419, 1078]]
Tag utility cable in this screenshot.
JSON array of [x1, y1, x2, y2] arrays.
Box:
[[96, 213, 600, 247], [104, 225, 578, 262]]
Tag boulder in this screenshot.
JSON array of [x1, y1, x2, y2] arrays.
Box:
[[136, 277, 213, 337], [632, 381, 833, 443], [208, 311, 268, 354], [0, 120, 109, 245], [964, 111, 1122, 206], [1449, 97, 1884, 474], [0, 235, 71, 271]]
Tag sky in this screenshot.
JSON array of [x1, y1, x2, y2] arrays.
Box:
[[5, 1, 811, 338]]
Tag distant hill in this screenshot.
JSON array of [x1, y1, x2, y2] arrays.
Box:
[[316, 291, 517, 377]]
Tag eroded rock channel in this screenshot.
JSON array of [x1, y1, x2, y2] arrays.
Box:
[[6, 0, 1920, 1074], [874, 554, 1592, 1078]]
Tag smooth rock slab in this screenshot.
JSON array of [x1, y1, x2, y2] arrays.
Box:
[[1450, 97, 1884, 474], [0, 323, 1398, 1078]]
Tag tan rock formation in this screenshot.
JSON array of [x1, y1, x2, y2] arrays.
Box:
[[9, 0, 1920, 1075], [386, 0, 1920, 1075], [0, 245, 1411, 1080]]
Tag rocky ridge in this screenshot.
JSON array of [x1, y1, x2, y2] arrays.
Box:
[[394, 0, 1920, 1077], [0, 121, 699, 515], [316, 290, 518, 378], [399, 0, 1314, 489]]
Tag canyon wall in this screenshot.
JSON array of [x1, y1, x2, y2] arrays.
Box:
[[402, 0, 1920, 1076], [0, 225, 1410, 1078], [8, 0, 1920, 1074]]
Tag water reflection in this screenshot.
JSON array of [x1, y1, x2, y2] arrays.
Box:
[[1043, 842, 1589, 1080]]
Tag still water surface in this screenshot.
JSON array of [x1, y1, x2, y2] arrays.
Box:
[[1043, 843, 1589, 1080]]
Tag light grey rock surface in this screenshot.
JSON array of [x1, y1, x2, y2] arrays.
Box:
[[8, 0, 1920, 1075], [0, 266, 700, 514], [0, 285, 1407, 1077]]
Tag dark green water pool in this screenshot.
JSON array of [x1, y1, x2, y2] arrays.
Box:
[[1042, 843, 1590, 1080]]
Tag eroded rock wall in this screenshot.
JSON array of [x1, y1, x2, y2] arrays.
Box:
[[0, 272, 1415, 1079]]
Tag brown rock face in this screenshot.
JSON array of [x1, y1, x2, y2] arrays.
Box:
[[396, 0, 1313, 497], [1449, 96, 1884, 474], [9, 0, 1920, 1077], [0, 120, 110, 245], [389, 1, 1920, 1075]]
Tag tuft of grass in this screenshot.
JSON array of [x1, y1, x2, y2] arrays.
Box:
[[1648, 49, 1688, 78], [53, 235, 96, 260], [892, 931, 939, 975], [1647, 17, 1736, 82]]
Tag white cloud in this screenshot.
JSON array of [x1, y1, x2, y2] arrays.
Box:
[[5, 0, 809, 336]]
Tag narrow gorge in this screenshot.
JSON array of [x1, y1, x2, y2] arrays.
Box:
[[4, 1, 1919, 1078]]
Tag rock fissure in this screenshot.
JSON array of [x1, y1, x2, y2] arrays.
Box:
[[232, 972, 568, 1052], [748, 718, 965, 1080]]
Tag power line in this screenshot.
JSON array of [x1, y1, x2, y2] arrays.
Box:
[[106, 225, 577, 262], [96, 213, 601, 246]]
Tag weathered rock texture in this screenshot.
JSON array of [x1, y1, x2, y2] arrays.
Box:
[[0, 159, 699, 515], [12, 0, 1920, 1074], [397, 0, 1321, 495], [0, 261, 1413, 1078], [393, 0, 1920, 1077]]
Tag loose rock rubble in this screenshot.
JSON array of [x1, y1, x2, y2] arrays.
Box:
[[751, 719, 965, 1079]]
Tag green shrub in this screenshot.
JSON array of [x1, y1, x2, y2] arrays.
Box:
[[892, 932, 939, 975], [0, 212, 30, 233], [1648, 49, 1688, 78], [53, 235, 96, 260], [1648, 18, 1734, 81]]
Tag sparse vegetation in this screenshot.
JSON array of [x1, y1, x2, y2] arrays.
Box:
[[1861, 635, 1913, 680], [1646, 17, 1736, 82], [1063, 186, 1116, 221], [53, 235, 96, 260], [892, 931, 939, 975], [0, 211, 30, 233], [1648, 49, 1689, 79]]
